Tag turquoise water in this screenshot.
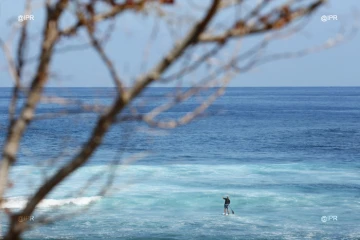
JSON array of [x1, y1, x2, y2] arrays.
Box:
[[1, 87, 360, 239]]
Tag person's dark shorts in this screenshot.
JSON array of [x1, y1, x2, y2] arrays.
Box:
[[224, 204, 229, 209]]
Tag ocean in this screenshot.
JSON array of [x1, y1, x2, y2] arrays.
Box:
[[0, 87, 360, 239]]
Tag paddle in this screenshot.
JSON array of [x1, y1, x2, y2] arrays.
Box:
[[229, 206, 235, 214]]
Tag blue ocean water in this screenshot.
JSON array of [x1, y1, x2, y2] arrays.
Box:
[[1, 87, 360, 239]]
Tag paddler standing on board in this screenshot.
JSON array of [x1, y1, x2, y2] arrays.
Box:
[[222, 195, 230, 215]]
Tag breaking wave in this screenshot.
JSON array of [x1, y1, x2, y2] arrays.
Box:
[[2, 196, 101, 209]]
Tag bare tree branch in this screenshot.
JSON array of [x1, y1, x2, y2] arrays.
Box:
[[4, 2, 221, 238], [1, 1, 70, 238], [60, 0, 148, 37], [198, 0, 325, 43], [1, 0, 353, 239], [144, 73, 233, 128], [85, 22, 125, 94], [127, 0, 221, 100]]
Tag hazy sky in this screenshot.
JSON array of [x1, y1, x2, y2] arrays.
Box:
[[0, 0, 359, 87]]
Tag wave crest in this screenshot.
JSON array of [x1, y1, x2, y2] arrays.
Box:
[[2, 196, 101, 209]]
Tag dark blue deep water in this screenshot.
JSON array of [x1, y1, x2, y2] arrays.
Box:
[[1, 87, 360, 239]]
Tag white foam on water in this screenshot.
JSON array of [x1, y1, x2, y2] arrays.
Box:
[[2, 196, 101, 209], [4, 163, 359, 239]]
